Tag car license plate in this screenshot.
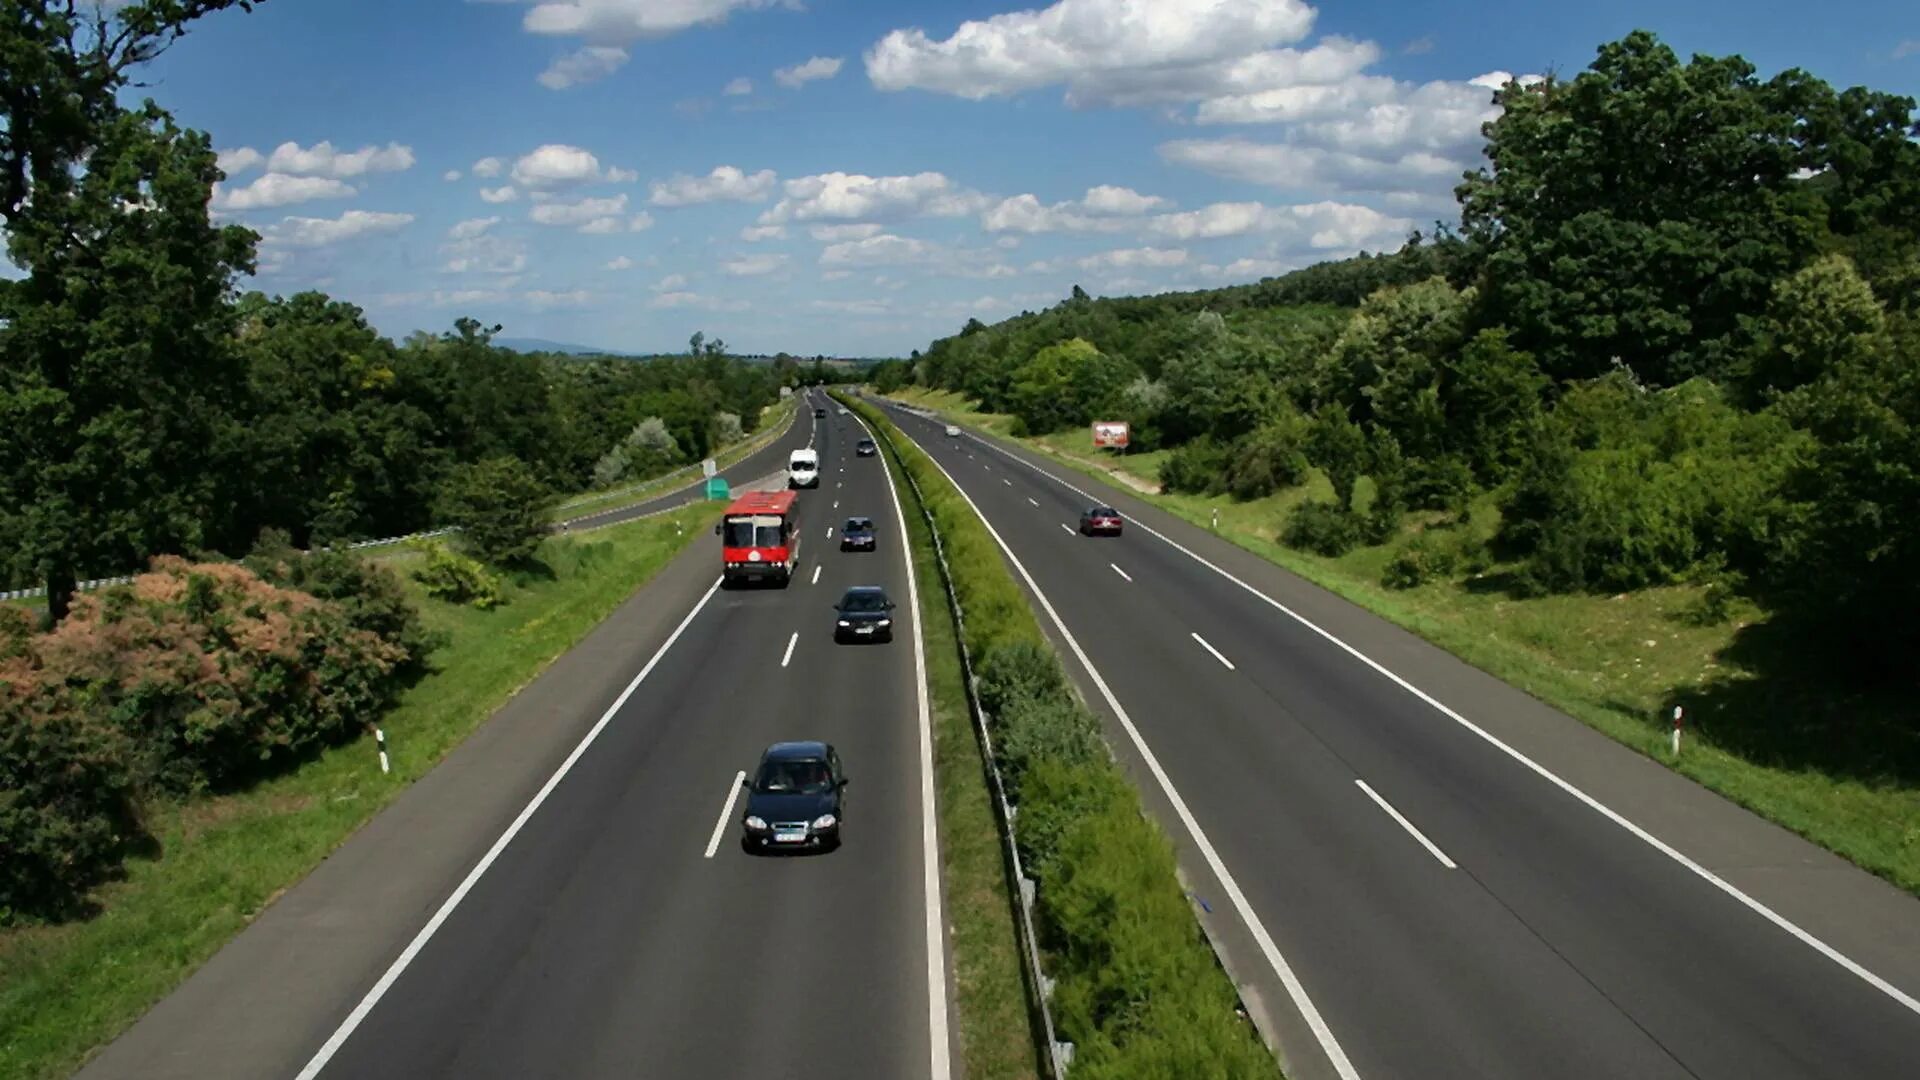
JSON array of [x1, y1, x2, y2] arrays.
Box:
[[775, 829, 806, 843], [857, 625, 874, 634]]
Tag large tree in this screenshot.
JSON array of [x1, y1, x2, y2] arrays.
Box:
[[0, 1, 262, 619]]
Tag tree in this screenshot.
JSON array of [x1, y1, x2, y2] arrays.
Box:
[[1307, 404, 1368, 510], [438, 457, 554, 566], [1747, 254, 1889, 397], [2, 2, 265, 620]]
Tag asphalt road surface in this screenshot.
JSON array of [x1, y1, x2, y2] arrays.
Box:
[[871, 393, 1920, 1080]]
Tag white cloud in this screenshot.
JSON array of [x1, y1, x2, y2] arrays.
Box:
[[651, 273, 689, 292], [473, 156, 506, 178], [263, 140, 415, 178], [448, 216, 501, 240], [775, 55, 843, 88], [821, 270, 852, 281], [740, 224, 788, 241], [1140, 199, 1407, 249], [1077, 246, 1188, 271], [606, 255, 636, 270], [526, 289, 594, 309], [629, 211, 655, 231], [810, 298, 892, 316], [760, 171, 989, 224], [649, 165, 777, 206], [865, 0, 1317, 101], [539, 45, 630, 89], [510, 144, 632, 189], [529, 192, 630, 229], [1894, 40, 1919, 60], [212, 173, 356, 210], [723, 252, 789, 276], [262, 210, 414, 248], [522, 0, 788, 41], [723, 76, 754, 95], [648, 290, 750, 312], [218, 147, 264, 175], [580, 216, 625, 234], [818, 233, 934, 268], [480, 185, 520, 204], [808, 223, 885, 242], [981, 184, 1171, 234], [1160, 138, 1459, 195], [996, 236, 1021, 249], [444, 169, 464, 182], [377, 289, 511, 309]]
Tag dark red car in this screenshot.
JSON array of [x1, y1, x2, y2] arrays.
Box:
[[1078, 505, 1123, 536]]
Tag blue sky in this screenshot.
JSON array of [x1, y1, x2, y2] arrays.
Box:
[[127, 0, 1919, 356]]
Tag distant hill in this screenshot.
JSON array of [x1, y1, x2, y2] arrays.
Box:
[[494, 337, 634, 356]]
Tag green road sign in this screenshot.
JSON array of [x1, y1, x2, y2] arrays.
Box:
[[705, 476, 730, 500]]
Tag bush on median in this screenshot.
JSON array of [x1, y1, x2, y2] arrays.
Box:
[[839, 392, 1276, 1077]]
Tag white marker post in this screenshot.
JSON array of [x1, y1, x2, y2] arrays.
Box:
[[1671, 706, 1684, 757], [1211, 507, 1220, 531], [374, 727, 391, 774]]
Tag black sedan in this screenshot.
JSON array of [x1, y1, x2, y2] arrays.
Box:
[[833, 585, 896, 642], [855, 437, 878, 457], [741, 741, 846, 852], [841, 516, 877, 551], [1079, 505, 1124, 536]]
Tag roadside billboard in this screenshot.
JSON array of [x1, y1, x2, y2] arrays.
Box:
[[1091, 421, 1130, 449]]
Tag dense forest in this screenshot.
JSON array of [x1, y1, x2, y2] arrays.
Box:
[[887, 31, 1920, 686]]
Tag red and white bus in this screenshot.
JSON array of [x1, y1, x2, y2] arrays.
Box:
[[716, 490, 801, 587]]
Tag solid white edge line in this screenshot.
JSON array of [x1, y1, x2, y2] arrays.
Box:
[[1191, 631, 1236, 671], [704, 771, 748, 858], [295, 575, 727, 1079], [780, 630, 799, 668], [1355, 780, 1457, 870], [954, 412, 1920, 1020], [1110, 563, 1132, 583], [899, 428, 1361, 1080], [811, 564, 822, 586], [849, 404, 952, 1080]]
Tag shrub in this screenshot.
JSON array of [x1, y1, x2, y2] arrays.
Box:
[[713, 410, 744, 445], [995, 697, 1105, 800], [245, 531, 439, 686], [1405, 454, 1477, 515], [0, 684, 140, 924], [1223, 413, 1311, 500], [439, 456, 554, 566], [1382, 533, 1460, 589], [1283, 500, 1363, 557], [13, 557, 407, 795], [413, 541, 504, 610], [1159, 437, 1233, 496], [977, 640, 1070, 717]]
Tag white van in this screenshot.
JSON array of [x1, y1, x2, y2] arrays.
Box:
[[788, 448, 820, 489]]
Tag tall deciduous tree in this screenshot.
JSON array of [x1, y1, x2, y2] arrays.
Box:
[[1, 0, 263, 620]]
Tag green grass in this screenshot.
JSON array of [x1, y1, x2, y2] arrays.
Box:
[[0, 503, 719, 1080], [893, 463, 1043, 1080], [885, 389, 1920, 898], [554, 398, 798, 520]]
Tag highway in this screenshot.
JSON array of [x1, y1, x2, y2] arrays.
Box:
[[871, 394, 1920, 1080], [79, 391, 949, 1080]]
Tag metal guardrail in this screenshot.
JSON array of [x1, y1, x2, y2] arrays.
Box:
[[846, 391, 1074, 1077]]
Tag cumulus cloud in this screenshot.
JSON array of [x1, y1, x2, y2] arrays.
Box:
[[648, 290, 750, 312], [606, 255, 636, 270], [529, 192, 631, 230], [448, 216, 501, 240], [818, 233, 935, 268], [254, 140, 415, 178], [260, 209, 414, 248], [652, 273, 689, 292], [760, 171, 989, 224], [521, 0, 788, 40], [1143, 199, 1407, 248], [443, 169, 463, 182], [212, 173, 355, 210], [649, 165, 777, 206], [723, 252, 789, 276], [480, 185, 520, 203], [473, 157, 506, 178], [1160, 138, 1460, 194], [1076, 246, 1188, 271], [810, 298, 892, 316], [539, 45, 630, 89], [510, 144, 633, 189], [740, 224, 788, 241], [218, 147, 264, 175], [808, 223, 885, 242], [724, 76, 754, 95], [526, 289, 594, 309], [981, 184, 1171, 234], [775, 55, 843, 88], [441, 218, 526, 275]]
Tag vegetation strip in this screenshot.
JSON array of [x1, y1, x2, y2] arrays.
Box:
[[0, 505, 717, 1080], [840, 393, 1278, 1077]]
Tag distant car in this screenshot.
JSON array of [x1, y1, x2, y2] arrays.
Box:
[[814, 407, 828, 418], [1079, 505, 1123, 536], [944, 424, 961, 437], [855, 437, 878, 457], [741, 741, 846, 852], [833, 584, 896, 642], [838, 407, 850, 416], [841, 516, 877, 551]]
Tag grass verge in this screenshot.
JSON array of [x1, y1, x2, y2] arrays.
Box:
[[884, 387, 1920, 898], [553, 398, 798, 521], [842, 391, 1277, 1077], [0, 503, 718, 1080]]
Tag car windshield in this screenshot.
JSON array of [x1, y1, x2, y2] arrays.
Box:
[[723, 515, 784, 547], [1090, 508, 1117, 517], [755, 758, 834, 794], [846, 518, 872, 531], [840, 591, 887, 613]]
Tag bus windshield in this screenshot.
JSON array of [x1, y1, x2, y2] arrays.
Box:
[[723, 515, 785, 548]]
